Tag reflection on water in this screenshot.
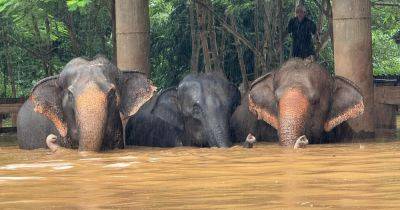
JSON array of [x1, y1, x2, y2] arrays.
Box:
[[1, 134, 400, 209]]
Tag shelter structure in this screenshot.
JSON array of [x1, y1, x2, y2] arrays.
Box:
[[115, 0, 150, 74]]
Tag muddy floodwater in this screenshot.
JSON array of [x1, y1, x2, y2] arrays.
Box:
[[1, 134, 400, 209]]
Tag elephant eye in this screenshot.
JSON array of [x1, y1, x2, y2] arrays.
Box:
[[67, 90, 74, 98], [192, 104, 201, 115], [66, 86, 75, 98], [311, 98, 320, 105]]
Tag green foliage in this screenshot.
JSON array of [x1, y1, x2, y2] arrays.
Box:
[[371, 5, 400, 76], [372, 30, 400, 76], [0, 0, 114, 97], [0, 0, 398, 98], [67, 0, 92, 11], [149, 0, 190, 89]]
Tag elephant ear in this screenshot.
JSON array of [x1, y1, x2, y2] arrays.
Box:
[[30, 76, 67, 137], [324, 76, 364, 132], [150, 88, 184, 131], [118, 71, 156, 120], [248, 72, 279, 129]]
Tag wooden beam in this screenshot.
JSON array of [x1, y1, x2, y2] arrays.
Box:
[[374, 86, 400, 105], [0, 103, 23, 114], [372, 2, 400, 7]]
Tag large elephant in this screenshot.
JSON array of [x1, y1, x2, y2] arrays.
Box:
[[125, 73, 240, 147], [231, 58, 364, 146], [17, 56, 155, 151]]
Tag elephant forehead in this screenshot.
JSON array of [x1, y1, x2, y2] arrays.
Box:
[[61, 64, 114, 86], [75, 83, 107, 115], [178, 81, 202, 100], [275, 72, 331, 101], [204, 94, 223, 107]]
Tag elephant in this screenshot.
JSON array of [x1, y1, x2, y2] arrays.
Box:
[[231, 95, 278, 143], [231, 58, 364, 147], [125, 73, 240, 148], [17, 55, 156, 151]]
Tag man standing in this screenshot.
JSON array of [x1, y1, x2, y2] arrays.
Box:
[[287, 4, 318, 59]]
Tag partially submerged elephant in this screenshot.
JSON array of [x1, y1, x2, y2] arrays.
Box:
[[231, 95, 277, 143], [125, 73, 240, 147], [232, 58, 364, 146], [17, 56, 155, 151]]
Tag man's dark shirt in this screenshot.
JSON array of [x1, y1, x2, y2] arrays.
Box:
[[287, 17, 317, 58]]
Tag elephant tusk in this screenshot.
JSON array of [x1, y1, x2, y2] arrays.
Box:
[[294, 135, 309, 149], [46, 134, 60, 153], [243, 133, 257, 148]]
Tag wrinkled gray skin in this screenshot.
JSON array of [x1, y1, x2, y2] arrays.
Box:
[[17, 56, 154, 151], [231, 58, 364, 146], [230, 95, 277, 143], [125, 73, 240, 147]]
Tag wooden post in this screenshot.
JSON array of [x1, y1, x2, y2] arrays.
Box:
[[11, 113, 17, 127], [115, 0, 150, 74], [332, 0, 375, 138]]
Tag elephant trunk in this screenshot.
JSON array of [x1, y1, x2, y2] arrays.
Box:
[[76, 84, 108, 151], [278, 88, 309, 146], [206, 114, 231, 147]]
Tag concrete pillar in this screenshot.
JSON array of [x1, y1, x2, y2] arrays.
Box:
[[332, 0, 375, 137], [115, 0, 150, 74]]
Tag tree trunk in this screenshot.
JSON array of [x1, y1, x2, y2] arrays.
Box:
[[218, 15, 227, 73], [86, 2, 101, 56], [62, 0, 80, 56], [262, 0, 272, 73], [195, 0, 263, 68], [231, 16, 249, 92], [313, 0, 334, 54], [189, 0, 200, 73], [196, 3, 212, 73], [254, 0, 262, 77], [1, 22, 16, 97], [2, 60, 7, 97], [277, 0, 284, 64], [44, 15, 54, 76], [326, 0, 334, 52], [30, 14, 54, 76], [4, 45, 16, 97], [111, 0, 117, 64], [208, 5, 222, 73]]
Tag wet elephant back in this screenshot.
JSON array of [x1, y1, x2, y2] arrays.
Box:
[[125, 89, 183, 147]]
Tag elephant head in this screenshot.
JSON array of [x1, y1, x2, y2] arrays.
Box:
[[177, 73, 240, 147], [30, 56, 155, 151], [248, 58, 364, 146]]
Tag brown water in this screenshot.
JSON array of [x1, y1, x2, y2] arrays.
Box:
[[1, 135, 400, 209]]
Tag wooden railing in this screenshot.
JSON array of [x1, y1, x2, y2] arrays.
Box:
[[0, 97, 25, 133], [374, 78, 399, 138]]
